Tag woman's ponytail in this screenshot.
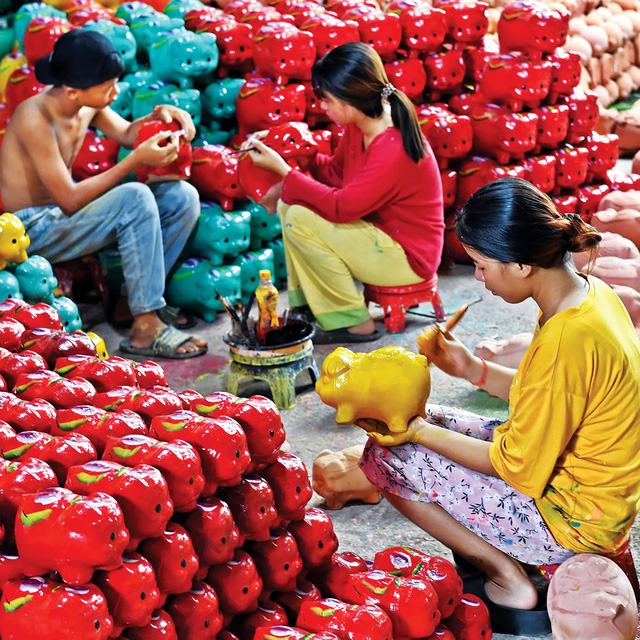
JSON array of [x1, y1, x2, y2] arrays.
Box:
[[388, 89, 426, 164]]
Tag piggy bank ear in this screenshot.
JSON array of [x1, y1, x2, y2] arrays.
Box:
[[187, 89, 199, 100], [200, 32, 217, 47], [168, 18, 183, 29], [324, 348, 353, 378]]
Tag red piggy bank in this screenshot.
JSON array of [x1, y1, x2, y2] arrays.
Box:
[[552, 144, 589, 193], [241, 601, 289, 638], [446, 594, 492, 640], [103, 434, 206, 512], [423, 50, 465, 101], [523, 154, 556, 194], [346, 570, 440, 639], [118, 386, 183, 426], [0, 576, 113, 640], [183, 496, 242, 578], [0, 350, 47, 389], [296, 598, 393, 640], [235, 77, 306, 140], [498, 0, 569, 62], [165, 580, 223, 640], [135, 120, 192, 184], [286, 507, 339, 571], [206, 549, 264, 615], [345, 11, 402, 62], [217, 474, 278, 541], [384, 58, 426, 103], [303, 80, 329, 128], [133, 358, 167, 388], [0, 553, 24, 596], [478, 53, 551, 111], [531, 104, 569, 153], [124, 609, 178, 640], [2, 397, 57, 433], [546, 50, 581, 104], [12, 301, 62, 330], [310, 551, 369, 600], [274, 578, 322, 618], [65, 460, 173, 551], [190, 144, 245, 211], [190, 390, 239, 417], [583, 132, 619, 183], [138, 522, 199, 606], [15, 486, 129, 585], [605, 170, 640, 192], [552, 193, 578, 214], [94, 553, 160, 635], [417, 104, 473, 169], [254, 626, 340, 640], [249, 528, 303, 594], [440, 168, 457, 209], [149, 411, 251, 495], [469, 104, 538, 165], [324, 0, 378, 19], [13, 369, 96, 408], [373, 547, 463, 619], [559, 92, 598, 145], [462, 40, 499, 84], [456, 155, 525, 205], [56, 354, 136, 392], [575, 183, 611, 222], [442, 0, 488, 49], [260, 453, 313, 522], [5, 64, 45, 113], [279, 0, 325, 28], [300, 13, 360, 57], [71, 132, 120, 182], [23, 16, 74, 66], [0, 319, 25, 352], [398, 6, 446, 57], [253, 22, 315, 85], [424, 624, 456, 639], [236, 6, 296, 32]]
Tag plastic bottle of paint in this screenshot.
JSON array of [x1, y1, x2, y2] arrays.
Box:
[[256, 269, 279, 344]]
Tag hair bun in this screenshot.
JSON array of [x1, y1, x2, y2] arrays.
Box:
[[563, 213, 601, 254]]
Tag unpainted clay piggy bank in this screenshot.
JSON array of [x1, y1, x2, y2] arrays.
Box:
[[149, 29, 218, 88], [589, 255, 640, 290], [417, 104, 473, 169], [14, 255, 57, 305], [233, 248, 275, 302], [315, 346, 430, 433], [165, 257, 242, 322], [497, 0, 569, 62], [312, 444, 382, 510], [83, 18, 138, 72], [186, 203, 251, 265], [201, 77, 244, 122], [547, 554, 637, 640], [0, 576, 113, 640], [0, 214, 30, 271], [14, 3, 66, 46], [189, 144, 245, 210], [15, 486, 129, 585]]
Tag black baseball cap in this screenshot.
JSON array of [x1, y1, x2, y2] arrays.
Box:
[[35, 29, 124, 89]]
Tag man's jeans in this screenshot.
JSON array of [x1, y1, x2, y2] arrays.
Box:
[[13, 181, 199, 316]]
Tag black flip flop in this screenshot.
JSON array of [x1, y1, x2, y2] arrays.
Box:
[[157, 306, 198, 330], [313, 327, 383, 345], [462, 573, 551, 636]]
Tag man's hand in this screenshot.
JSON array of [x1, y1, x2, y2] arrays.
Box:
[[152, 105, 196, 143], [131, 131, 180, 168]]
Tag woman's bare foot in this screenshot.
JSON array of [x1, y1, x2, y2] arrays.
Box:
[[130, 312, 206, 355], [347, 318, 376, 335], [484, 559, 539, 610]]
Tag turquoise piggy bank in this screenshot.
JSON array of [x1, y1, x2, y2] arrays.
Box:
[[0, 271, 23, 301], [110, 81, 132, 119], [14, 3, 66, 47], [193, 124, 234, 147], [115, 1, 158, 24], [265, 238, 287, 288], [84, 20, 138, 73], [164, 0, 206, 20], [122, 69, 157, 93], [186, 204, 251, 265], [149, 29, 218, 89], [201, 78, 244, 123], [166, 257, 242, 322], [233, 248, 275, 303], [244, 202, 281, 249], [52, 296, 82, 332], [130, 15, 184, 58], [14, 255, 57, 304], [132, 83, 201, 125]]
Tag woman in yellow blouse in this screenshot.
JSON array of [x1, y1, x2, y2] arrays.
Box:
[[360, 177, 640, 632]]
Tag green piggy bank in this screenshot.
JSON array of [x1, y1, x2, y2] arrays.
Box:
[[233, 248, 275, 303], [130, 15, 184, 58], [243, 202, 281, 249], [265, 238, 287, 288], [15, 3, 66, 47], [166, 257, 241, 322], [164, 0, 206, 20], [84, 19, 138, 73], [14, 255, 57, 305], [0, 271, 22, 302], [52, 296, 82, 332], [115, 1, 158, 24], [132, 82, 201, 126], [201, 78, 244, 123]]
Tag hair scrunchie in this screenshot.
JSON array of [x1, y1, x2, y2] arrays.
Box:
[[381, 83, 396, 101]]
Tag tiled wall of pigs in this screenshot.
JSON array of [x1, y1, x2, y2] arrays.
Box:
[[0, 296, 492, 639]]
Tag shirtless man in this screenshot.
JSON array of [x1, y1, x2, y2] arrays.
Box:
[[0, 29, 207, 359]]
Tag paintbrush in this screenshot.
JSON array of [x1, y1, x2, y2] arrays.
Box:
[[228, 147, 257, 154], [416, 303, 469, 352], [215, 289, 241, 326]]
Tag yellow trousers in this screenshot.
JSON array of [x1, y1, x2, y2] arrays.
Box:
[[279, 203, 423, 330]]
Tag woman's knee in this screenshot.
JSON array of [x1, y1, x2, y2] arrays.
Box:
[[281, 205, 320, 243]]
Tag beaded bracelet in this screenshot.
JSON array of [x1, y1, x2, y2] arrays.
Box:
[[471, 356, 488, 387]]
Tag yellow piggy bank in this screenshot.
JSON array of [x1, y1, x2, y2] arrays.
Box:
[[0, 52, 27, 103], [0, 213, 29, 270], [315, 346, 430, 433], [86, 331, 109, 359]]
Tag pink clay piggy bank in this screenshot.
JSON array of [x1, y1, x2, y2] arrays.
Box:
[[253, 22, 315, 85], [300, 13, 360, 57], [523, 154, 556, 193], [497, 0, 569, 62], [456, 156, 525, 206], [235, 77, 306, 140], [546, 50, 581, 104], [591, 208, 640, 250], [398, 6, 446, 57], [590, 256, 640, 291], [575, 183, 611, 222], [547, 554, 637, 640], [190, 145, 245, 211], [552, 145, 589, 194], [583, 133, 619, 183], [442, 0, 488, 49], [423, 49, 465, 101], [165, 580, 223, 640], [572, 231, 640, 271], [559, 93, 598, 145], [384, 58, 426, 103], [0, 576, 113, 640], [531, 104, 569, 153], [15, 487, 129, 585], [598, 190, 640, 213], [469, 104, 538, 165], [478, 53, 551, 111], [474, 333, 533, 369], [417, 104, 472, 169], [611, 284, 640, 326], [344, 11, 401, 62]]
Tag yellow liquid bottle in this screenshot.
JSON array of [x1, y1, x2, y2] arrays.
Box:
[[256, 269, 279, 344]]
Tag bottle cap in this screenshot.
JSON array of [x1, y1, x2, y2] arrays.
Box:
[[259, 269, 272, 280]]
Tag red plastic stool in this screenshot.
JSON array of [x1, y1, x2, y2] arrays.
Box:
[[535, 539, 640, 600], [52, 254, 108, 304], [363, 274, 445, 334]]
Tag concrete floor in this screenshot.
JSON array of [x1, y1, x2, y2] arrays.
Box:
[[83, 263, 640, 639]]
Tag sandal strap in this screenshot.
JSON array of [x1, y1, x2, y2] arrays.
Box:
[[150, 325, 194, 354]]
